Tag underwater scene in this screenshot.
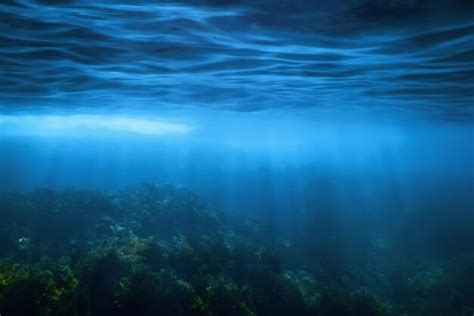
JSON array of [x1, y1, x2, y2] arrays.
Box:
[[0, 0, 473, 315]]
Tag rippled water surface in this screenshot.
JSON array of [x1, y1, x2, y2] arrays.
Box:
[[1, 0, 473, 117]]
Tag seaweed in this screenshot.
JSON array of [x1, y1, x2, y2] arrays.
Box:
[[0, 184, 472, 315]]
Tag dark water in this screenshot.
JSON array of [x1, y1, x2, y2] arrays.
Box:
[[0, 1, 473, 315]]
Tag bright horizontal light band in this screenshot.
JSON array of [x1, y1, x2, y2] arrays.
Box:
[[0, 114, 193, 136]]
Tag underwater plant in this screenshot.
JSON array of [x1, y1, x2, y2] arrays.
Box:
[[0, 185, 473, 315]]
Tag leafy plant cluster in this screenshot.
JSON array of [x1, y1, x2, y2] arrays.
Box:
[[0, 185, 472, 315]]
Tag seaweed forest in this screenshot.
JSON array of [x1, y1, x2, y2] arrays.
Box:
[[1, 184, 473, 315]]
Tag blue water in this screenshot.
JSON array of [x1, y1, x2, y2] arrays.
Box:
[[0, 0, 473, 192], [0, 1, 473, 315], [0, 0, 473, 115]]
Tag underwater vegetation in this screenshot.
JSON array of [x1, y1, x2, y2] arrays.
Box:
[[0, 184, 473, 316]]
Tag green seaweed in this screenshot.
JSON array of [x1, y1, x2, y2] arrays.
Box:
[[0, 185, 472, 315]]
